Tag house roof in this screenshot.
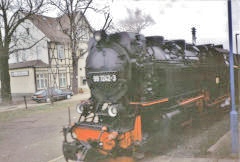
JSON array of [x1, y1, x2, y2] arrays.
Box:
[[9, 60, 49, 69], [28, 12, 93, 43], [29, 14, 70, 43]]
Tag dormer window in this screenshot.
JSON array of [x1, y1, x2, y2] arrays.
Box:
[[57, 45, 65, 59], [79, 26, 88, 40], [26, 28, 30, 35]]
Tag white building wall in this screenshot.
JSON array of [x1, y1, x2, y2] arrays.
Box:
[[10, 68, 36, 94], [7, 13, 92, 95], [78, 42, 89, 92], [9, 19, 49, 64]]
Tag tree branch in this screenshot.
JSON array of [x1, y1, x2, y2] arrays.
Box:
[[9, 36, 46, 54]]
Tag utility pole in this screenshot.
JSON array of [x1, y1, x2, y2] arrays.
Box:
[[228, 0, 239, 156]]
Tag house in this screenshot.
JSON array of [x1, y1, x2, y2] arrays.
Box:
[[8, 13, 92, 97]]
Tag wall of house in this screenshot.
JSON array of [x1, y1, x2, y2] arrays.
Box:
[[78, 56, 89, 92], [48, 42, 73, 90], [48, 41, 90, 92], [78, 42, 89, 92], [10, 68, 36, 95], [7, 13, 92, 95], [9, 19, 49, 64]]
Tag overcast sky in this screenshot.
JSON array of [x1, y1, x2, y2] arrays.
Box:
[[85, 0, 240, 51], [46, 0, 240, 51]]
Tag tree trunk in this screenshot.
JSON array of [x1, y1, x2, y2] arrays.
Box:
[[72, 51, 78, 94], [0, 47, 12, 103]]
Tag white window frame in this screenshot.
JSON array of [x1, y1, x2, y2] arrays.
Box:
[[36, 46, 41, 60], [57, 45, 65, 59], [59, 73, 66, 88], [16, 50, 27, 62], [79, 26, 88, 41], [21, 52, 27, 61], [80, 76, 87, 86], [36, 74, 48, 89]]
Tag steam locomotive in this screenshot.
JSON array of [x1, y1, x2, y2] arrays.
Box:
[[62, 30, 233, 161]]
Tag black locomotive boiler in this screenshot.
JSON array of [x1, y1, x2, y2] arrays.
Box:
[[62, 30, 233, 162]]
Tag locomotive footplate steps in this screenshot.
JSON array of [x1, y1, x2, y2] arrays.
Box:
[[129, 98, 169, 107], [99, 156, 135, 162], [62, 127, 92, 161], [178, 94, 204, 106], [130, 92, 230, 112], [62, 140, 91, 162]]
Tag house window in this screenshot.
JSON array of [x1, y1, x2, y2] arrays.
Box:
[[57, 45, 65, 59], [16, 50, 27, 62], [59, 73, 66, 88], [36, 74, 48, 89], [21, 52, 26, 61], [15, 53, 20, 63], [36, 46, 41, 60], [79, 26, 88, 40], [80, 76, 87, 86], [26, 27, 30, 35]]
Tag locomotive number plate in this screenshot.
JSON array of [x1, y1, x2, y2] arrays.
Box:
[[92, 74, 117, 83]]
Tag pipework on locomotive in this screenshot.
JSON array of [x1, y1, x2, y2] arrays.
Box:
[[62, 30, 234, 162]]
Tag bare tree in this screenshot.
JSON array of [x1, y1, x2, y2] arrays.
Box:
[[0, 0, 47, 103], [50, 0, 111, 94], [112, 8, 155, 33]]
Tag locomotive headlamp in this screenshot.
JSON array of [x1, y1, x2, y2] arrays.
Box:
[[76, 103, 84, 114], [108, 105, 118, 117], [94, 32, 102, 41], [94, 30, 107, 42]]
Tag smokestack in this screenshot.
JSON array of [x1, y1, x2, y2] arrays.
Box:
[[191, 27, 196, 45]]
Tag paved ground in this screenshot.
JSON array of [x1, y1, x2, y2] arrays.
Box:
[[0, 93, 90, 162], [0, 93, 240, 162], [52, 156, 240, 162]]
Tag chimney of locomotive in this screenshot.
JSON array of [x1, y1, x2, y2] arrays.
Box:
[[191, 27, 197, 45]]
